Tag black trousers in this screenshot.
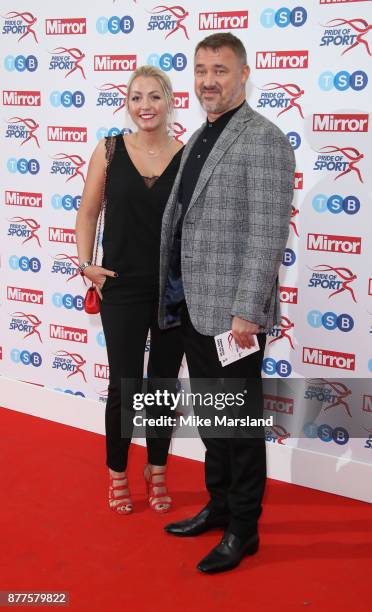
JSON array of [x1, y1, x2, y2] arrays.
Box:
[[100, 300, 184, 471], [181, 305, 267, 538]]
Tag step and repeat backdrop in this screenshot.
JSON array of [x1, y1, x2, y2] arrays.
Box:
[[1, 0, 372, 482]]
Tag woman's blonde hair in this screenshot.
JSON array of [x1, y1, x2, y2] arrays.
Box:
[[126, 65, 174, 116]]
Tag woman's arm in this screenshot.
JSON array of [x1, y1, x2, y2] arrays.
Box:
[[75, 138, 106, 264], [75, 138, 117, 291]]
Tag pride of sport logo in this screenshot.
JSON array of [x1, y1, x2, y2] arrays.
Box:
[[9, 312, 42, 342], [308, 264, 357, 303], [320, 18, 372, 56], [304, 379, 352, 417], [302, 347, 355, 371], [257, 82, 304, 118], [199, 10, 248, 30], [51, 254, 81, 282], [52, 350, 87, 382], [5, 117, 40, 147], [7, 217, 41, 246], [45, 18, 86, 35], [47, 126, 87, 143], [2, 90, 41, 106], [267, 316, 295, 349], [50, 154, 86, 184], [313, 145, 364, 182], [256, 50, 308, 69], [49, 47, 86, 79], [94, 55, 137, 71], [307, 233, 361, 255], [148, 5, 189, 39], [313, 114, 369, 132], [96, 83, 127, 114], [1, 11, 38, 42]]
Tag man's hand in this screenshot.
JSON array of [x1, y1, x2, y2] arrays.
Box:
[[232, 316, 259, 349]]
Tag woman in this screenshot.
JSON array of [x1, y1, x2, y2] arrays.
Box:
[[75, 66, 184, 515]]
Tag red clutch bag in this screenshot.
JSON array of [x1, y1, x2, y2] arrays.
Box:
[[84, 285, 101, 314]]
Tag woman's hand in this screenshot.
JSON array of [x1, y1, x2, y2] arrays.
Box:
[[83, 265, 118, 298]]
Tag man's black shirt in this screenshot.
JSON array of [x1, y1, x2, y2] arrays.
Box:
[[178, 100, 245, 219]]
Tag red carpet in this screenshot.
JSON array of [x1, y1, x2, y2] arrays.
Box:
[[0, 406, 371, 612]]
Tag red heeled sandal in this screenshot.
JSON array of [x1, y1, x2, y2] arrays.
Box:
[[108, 471, 133, 514], [144, 464, 172, 514]]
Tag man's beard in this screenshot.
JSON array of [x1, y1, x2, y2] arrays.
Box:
[[197, 82, 242, 114]]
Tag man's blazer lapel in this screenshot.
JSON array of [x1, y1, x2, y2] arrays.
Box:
[[161, 124, 205, 233], [185, 103, 254, 216]]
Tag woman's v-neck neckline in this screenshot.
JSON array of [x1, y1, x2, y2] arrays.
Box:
[[122, 135, 183, 189]]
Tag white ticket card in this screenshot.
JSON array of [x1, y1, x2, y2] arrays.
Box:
[[214, 330, 259, 367]]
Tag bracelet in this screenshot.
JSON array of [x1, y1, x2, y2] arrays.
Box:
[[78, 260, 92, 276]]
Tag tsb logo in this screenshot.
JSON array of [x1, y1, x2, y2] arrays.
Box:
[[312, 194, 360, 215], [262, 358, 292, 377], [282, 248, 296, 266], [319, 70, 368, 91], [4, 55, 38, 72], [50, 91, 85, 108], [304, 423, 349, 446], [96, 16, 134, 34], [10, 348, 42, 367], [147, 52, 187, 71], [51, 194, 81, 211], [96, 127, 132, 140], [307, 310, 354, 332], [261, 7, 307, 28], [52, 293, 84, 311], [7, 158, 40, 175], [9, 255, 41, 273]]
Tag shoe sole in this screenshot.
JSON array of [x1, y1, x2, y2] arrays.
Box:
[[164, 521, 229, 537]]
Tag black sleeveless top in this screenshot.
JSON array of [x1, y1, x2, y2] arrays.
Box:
[[101, 134, 183, 303]]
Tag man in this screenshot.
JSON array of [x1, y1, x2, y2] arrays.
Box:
[[159, 33, 295, 573]]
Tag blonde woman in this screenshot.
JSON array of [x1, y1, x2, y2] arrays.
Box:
[[75, 66, 184, 514]]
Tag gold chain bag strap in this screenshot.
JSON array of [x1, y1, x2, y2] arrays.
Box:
[[84, 136, 116, 314]]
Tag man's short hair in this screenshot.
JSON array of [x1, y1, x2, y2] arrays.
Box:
[[194, 33, 247, 65]]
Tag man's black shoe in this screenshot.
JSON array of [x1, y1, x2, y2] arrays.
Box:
[[197, 531, 259, 574], [164, 507, 229, 537]]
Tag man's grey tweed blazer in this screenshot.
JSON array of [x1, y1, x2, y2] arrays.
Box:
[[159, 102, 296, 335]]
